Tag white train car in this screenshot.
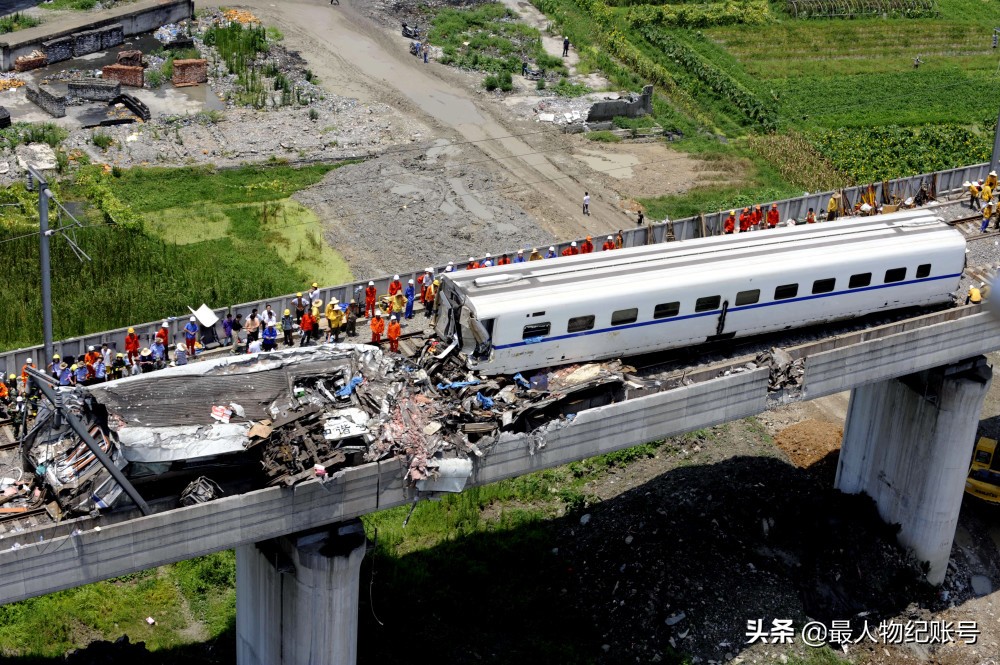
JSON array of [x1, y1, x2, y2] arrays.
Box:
[[433, 211, 967, 376]]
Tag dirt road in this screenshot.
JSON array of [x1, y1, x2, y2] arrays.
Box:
[[231, 0, 642, 240]]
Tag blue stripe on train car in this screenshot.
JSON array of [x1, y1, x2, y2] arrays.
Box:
[[492, 272, 963, 351]]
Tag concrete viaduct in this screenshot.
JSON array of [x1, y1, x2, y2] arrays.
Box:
[[2, 305, 999, 663]]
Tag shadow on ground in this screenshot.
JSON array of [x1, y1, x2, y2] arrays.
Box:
[[2, 455, 939, 665]]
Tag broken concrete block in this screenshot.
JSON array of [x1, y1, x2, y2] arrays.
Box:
[[116, 50, 143, 67], [14, 52, 47, 72]]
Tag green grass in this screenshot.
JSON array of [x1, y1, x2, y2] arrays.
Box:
[[38, 0, 98, 9], [0, 163, 351, 352], [0, 11, 41, 34], [432, 2, 569, 76], [586, 130, 622, 142], [0, 122, 68, 150], [0, 552, 235, 659]]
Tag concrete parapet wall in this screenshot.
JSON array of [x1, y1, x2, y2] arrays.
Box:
[[42, 36, 73, 64], [25, 83, 66, 118], [1, 0, 193, 71], [172, 58, 207, 85], [73, 28, 103, 57], [68, 78, 121, 101], [103, 63, 144, 88]]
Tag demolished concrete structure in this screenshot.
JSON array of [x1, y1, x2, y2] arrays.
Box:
[[586, 84, 653, 123]]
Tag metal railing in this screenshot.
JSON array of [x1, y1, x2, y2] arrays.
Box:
[[1, 161, 990, 377]]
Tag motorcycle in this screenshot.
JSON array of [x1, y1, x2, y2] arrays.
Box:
[[402, 23, 420, 39]]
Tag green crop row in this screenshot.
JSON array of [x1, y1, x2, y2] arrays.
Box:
[[808, 124, 993, 183], [635, 23, 777, 129], [624, 0, 773, 28]]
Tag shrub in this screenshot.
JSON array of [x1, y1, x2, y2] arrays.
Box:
[[498, 71, 514, 92], [92, 133, 114, 150], [586, 130, 622, 142], [536, 78, 546, 90], [483, 74, 499, 91], [308, 108, 319, 121]]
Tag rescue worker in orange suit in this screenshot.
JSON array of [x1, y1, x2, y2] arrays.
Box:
[[562, 241, 579, 257], [751, 205, 763, 230], [724, 210, 736, 234], [84, 345, 101, 367], [387, 314, 401, 352], [423, 279, 438, 319], [602, 235, 615, 251], [766, 203, 780, 229], [805, 208, 816, 224], [580, 235, 594, 254], [467, 256, 479, 270], [388, 275, 402, 297], [370, 311, 385, 344], [125, 327, 140, 364], [365, 281, 377, 318], [299, 310, 315, 346], [21, 358, 35, 389], [497, 254, 512, 266], [739, 207, 752, 232]]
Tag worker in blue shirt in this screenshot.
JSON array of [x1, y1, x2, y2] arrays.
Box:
[[404, 279, 416, 319], [150, 339, 166, 366], [544, 246, 557, 259], [183, 316, 199, 356], [73, 363, 89, 385], [93, 358, 107, 382], [262, 322, 278, 351], [512, 249, 526, 263], [58, 362, 73, 386]]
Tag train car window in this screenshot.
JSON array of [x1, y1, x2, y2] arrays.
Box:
[[884, 267, 906, 283], [567, 315, 595, 333], [849, 273, 872, 288], [774, 284, 798, 300], [654, 302, 680, 319], [735, 290, 760, 306], [522, 323, 551, 339], [916, 264, 931, 278], [695, 296, 721, 312], [611, 308, 639, 326], [812, 278, 835, 294]]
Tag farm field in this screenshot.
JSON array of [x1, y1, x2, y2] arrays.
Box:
[[531, 0, 997, 204], [0, 163, 349, 352]]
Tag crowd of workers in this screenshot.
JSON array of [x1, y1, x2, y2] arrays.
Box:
[[967, 170, 999, 232]]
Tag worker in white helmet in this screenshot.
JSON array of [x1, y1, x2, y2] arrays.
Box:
[[561, 241, 579, 257], [365, 281, 377, 318], [544, 246, 557, 259]]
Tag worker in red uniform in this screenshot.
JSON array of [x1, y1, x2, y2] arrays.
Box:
[[124, 327, 140, 364], [299, 309, 315, 346], [805, 208, 816, 224], [155, 321, 171, 362], [750, 205, 762, 230], [84, 345, 101, 367], [365, 281, 377, 318], [580, 235, 594, 254], [561, 241, 579, 257], [497, 254, 511, 266], [467, 256, 479, 270], [370, 311, 384, 344], [388, 275, 402, 297], [602, 235, 615, 251], [738, 207, 751, 232], [724, 210, 736, 234], [766, 203, 780, 229], [387, 314, 401, 352]]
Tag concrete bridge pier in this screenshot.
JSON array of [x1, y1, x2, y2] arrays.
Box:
[[835, 356, 992, 585], [236, 519, 368, 665]]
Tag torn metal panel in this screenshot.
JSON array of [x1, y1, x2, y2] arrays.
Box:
[[116, 423, 250, 463], [415, 457, 473, 493]]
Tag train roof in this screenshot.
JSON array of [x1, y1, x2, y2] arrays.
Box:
[[442, 212, 965, 319]]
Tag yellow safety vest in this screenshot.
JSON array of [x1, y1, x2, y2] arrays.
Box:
[[969, 287, 982, 303]]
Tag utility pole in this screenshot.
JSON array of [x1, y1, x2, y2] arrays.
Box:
[[26, 164, 54, 367], [992, 104, 1000, 178]]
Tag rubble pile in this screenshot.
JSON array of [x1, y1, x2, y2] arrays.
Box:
[[16, 345, 627, 517]]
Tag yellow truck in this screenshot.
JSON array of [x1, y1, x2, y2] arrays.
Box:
[[966, 436, 1000, 504]]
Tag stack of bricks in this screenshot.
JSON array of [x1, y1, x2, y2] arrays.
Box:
[[171, 59, 207, 86], [103, 50, 144, 88], [14, 52, 48, 72]]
